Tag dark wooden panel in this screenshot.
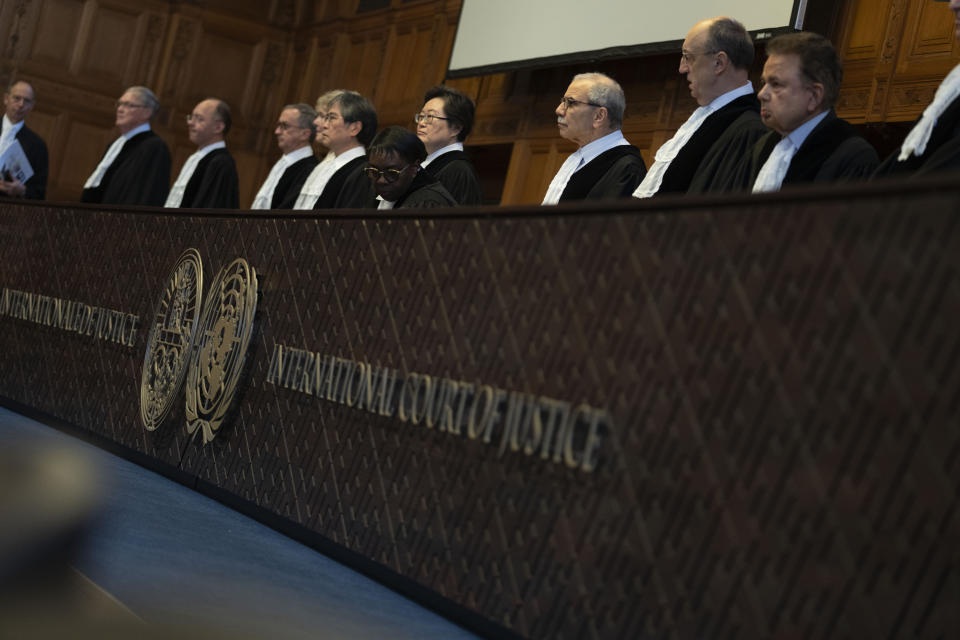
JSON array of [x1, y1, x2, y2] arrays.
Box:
[[1, 177, 958, 639]]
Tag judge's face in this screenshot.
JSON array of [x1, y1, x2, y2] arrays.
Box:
[[951, 1, 960, 40], [367, 150, 417, 203], [4, 82, 35, 124], [313, 106, 329, 146], [416, 97, 460, 155], [679, 21, 720, 106], [187, 99, 224, 148], [555, 79, 603, 147], [115, 90, 151, 134], [275, 107, 312, 154], [757, 53, 823, 136], [320, 103, 360, 154]]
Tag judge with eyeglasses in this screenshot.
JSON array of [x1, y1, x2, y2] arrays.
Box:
[[164, 98, 239, 209], [414, 85, 483, 206], [542, 72, 646, 204], [81, 86, 170, 206], [365, 126, 457, 209]]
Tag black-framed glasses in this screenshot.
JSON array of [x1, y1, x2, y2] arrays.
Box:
[[363, 165, 410, 183], [414, 113, 451, 125], [680, 49, 718, 65], [557, 97, 603, 111]]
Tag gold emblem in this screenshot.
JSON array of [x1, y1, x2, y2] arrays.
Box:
[[185, 258, 258, 444], [139, 249, 203, 431]]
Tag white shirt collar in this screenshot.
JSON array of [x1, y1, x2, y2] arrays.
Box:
[[422, 142, 464, 167], [283, 145, 315, 164], [706, 82, 754, 111], [785, 110, 830, 150], [122, 123, 151, 140], [2, 114, 24, 137], [196, 140, 226, 156], [332, 145, 366, 165], [576, 129, 628, 166]]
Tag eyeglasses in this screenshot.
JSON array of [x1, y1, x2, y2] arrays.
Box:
[[275, 122, 304, 131], [557, 97, 603, 111], [414, 113, 451, 125], [680, 49, 718, 65], [116, 100, 147, 109], [319, 112, 342, 123], [362, 165, 410, 183]]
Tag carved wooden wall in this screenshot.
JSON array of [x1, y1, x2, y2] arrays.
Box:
[[0, 1, 958, 209]]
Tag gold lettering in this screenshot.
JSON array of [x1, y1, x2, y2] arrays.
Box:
[[110, 312, 125, 344], [377, 368, 397, 417], [123, 315, 138, 347], [398, 374, 417, 423], [439, 381, 460, 435], [478, 387, 507, 444], [297, 351, 317, 394], [267, 344, 284, 385], [420, 375, 437, 428], [345, 363, 365, 408], [498, 392, 526, 456], [312, 355, 329, 396], [338, 361, 356, 404], [523, 399, 546, 456], [580, 409, 608, 473], [563, 404, 591, 469], [0, 288, 8, 315]]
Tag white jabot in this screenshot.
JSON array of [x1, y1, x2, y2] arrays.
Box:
[[633, 82, 754, 198], [422, 142, 463, 168], [0, 115, 25, 157], [251, 145, 315, 209], [83, 123, 151, 189], [898, 62, 960, 161], [292, 146, 365, 209], [376, 197, 395, 210], [542, 129, 629, 205], [164, 141, 226, 208], [752, 110, 830, 193]]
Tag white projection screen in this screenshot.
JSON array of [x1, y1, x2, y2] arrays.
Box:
[[448, 0, 807, 77]]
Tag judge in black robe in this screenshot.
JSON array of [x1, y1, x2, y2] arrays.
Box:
[[0, 81, 49, 200], [543, 72, 646, 204], [422, 150, 482, 205], [81, 130, 170, 206], [312, 155, 374, 209], [874, 88, 960, 178], [416, 85, 484, 205], [558, 145, 646, 201], [180, 148, 239, 209], [366, 126, 457, 210], [734, 111, 879, 191], [272, 155, 319, 208], [731, 32, 879, 192]]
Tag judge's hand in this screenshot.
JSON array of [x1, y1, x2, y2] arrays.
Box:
[[0, 178, 26, 197]]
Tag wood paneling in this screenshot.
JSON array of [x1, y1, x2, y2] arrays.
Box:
[[3, 0, 959, 205]]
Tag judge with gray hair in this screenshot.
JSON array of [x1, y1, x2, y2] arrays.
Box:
[[81, 85, 170, 206], [542, 72, 646, 204], [251, 103, 318, 209]]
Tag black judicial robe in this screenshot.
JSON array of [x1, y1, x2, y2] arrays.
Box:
[[393, 170, 457, 208], [558, 145, 647, 202], [312, 155, 373, 209], [682, 95, 768, 195], [81, 130, 171, 206], [733, 111, 878, 191], [1, 122, 48, 200], [271, 154, 319, 209], [179, 148, 239, 209], [423, 150, 483, 206], [874, 94, 960, 178]]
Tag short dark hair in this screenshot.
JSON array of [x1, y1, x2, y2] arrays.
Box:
[[368, 126, 427, 165], [706, 17, 754, 71], [332, 91, 378, 146], [423, 85, 475, 141], [212, 99, 232, 135], [284, 103, 318, 140], [765, 31, 842, 109]]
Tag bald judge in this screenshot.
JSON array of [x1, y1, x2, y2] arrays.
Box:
[[634, 16, 767, 197], [542, 73, 646, 204]]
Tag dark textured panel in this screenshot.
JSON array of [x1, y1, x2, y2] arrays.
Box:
[[0, 182, 957, 639]]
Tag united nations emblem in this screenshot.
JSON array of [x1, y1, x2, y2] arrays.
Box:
[[139, 249, 203, 431], [185, 258, 258, 444]]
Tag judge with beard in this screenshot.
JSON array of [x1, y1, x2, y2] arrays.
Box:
[[875, 0, 960, 178], [633, 16, 767, 197], [415, 85, 483, 205], [737, 32, 878, 193], [542, 72, 646, 204], [164, 98, 239, 209], [81, 86, 170, 206]]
